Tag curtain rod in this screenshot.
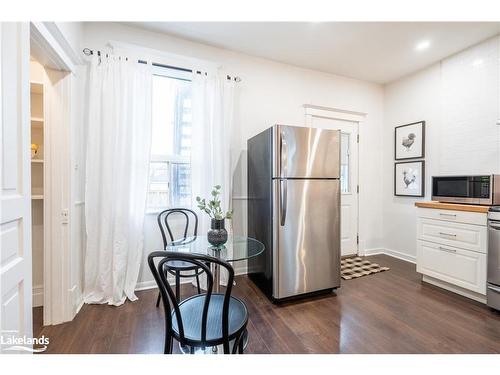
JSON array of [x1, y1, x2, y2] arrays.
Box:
[[82, 48, 242, 82]]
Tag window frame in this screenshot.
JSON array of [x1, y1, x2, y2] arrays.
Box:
[[146, 65, 193, 214]]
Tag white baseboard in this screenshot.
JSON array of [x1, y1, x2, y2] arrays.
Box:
[[382, 248, 416, 264], [363, 248, 416, 264], [135, 280, 158, 291], [33, 285, 43, 307], [363, 248, 385, 256], [135, 277, 196, 292]]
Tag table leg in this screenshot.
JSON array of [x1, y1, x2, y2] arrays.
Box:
[[212, 263, 220, 293], [211, 262, 220, 353]]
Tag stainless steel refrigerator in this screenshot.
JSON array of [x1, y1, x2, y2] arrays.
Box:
[[247, 124, 341, 301]]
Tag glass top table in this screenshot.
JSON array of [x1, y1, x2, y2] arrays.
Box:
[[165, 235, 265, 263], [164, 235, 265, 354]]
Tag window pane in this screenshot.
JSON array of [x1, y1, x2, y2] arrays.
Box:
[[148, 71, 192, 210], [170, 163, 191, 207], [340, 133, 350, 193], [148, 161, 170, 209]]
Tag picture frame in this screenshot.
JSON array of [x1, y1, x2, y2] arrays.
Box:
[[394, 121, 425, 160], [394, 160, 425, 197]]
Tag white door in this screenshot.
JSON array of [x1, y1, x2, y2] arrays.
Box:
[[0, 23, 33, 352], [310, 116, 359, 256]]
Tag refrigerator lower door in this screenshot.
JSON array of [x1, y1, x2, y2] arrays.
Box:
[[273, 178, 341, 299]]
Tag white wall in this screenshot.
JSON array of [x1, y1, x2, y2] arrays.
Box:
[[55, 22, 84, 56], [383, 35, 500, 261], [82, 22, 385, 287]]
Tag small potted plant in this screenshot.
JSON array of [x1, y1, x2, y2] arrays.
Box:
[[196, 185, 233, 246]]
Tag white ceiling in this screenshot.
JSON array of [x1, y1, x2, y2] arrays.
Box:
[[129, 22, 500, 83]]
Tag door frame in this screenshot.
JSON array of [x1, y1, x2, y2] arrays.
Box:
[[304, 104, 367, 256], [29, 22, 83, 325]]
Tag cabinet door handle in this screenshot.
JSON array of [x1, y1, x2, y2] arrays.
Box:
[[438, 246, 457, 253], [488, 284, 500, 293], [489, 222, 500, 230], [439, 232, 457, 237], [439, 213, 457, 217]]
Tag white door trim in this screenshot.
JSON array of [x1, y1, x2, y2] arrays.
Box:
[[30, 22, 83, 73], [29, 22, 81, 325], [304, 104, 366, 256], [304, 104, 367, 123]]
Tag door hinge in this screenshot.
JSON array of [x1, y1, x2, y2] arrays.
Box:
[[357, 134, 359, 143], [356, 234, 359, 244], [357, 185, 359, 194]]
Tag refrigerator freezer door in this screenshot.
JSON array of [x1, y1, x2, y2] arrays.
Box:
[[273, 125, 340, 179], [273, 179, 341, 299]]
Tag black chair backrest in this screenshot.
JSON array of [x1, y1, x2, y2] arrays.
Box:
[[157, 208, 198, 248], [148, 251, 235, 343]]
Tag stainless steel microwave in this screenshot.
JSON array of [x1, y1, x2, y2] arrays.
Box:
[[432, 175, 500, 205]]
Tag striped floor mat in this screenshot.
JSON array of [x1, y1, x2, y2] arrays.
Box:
[[341, 257, 390, 280]]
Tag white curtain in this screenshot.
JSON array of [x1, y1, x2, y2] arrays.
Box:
[[84, 55, 152, 306], [191, 71, 236, 233]]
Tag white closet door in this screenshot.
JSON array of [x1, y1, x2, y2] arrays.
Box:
[[0, 22, 32, 353]]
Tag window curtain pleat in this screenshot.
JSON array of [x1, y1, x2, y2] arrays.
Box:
[[191, 72, 236, 233], [190, 71, 237, 287], [84, 55, 153, 306]]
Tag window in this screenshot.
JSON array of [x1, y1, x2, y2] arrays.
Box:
[[340, 132, 350, 193], [147, 66, 192, 211]]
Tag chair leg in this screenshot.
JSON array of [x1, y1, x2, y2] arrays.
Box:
[[164, 335, 173, 354], [175, 271, 181, 302], [223, 340, 230, 354], [231, 336, 239, 354], [238, 334, 244, 354], [195, 272, 201, 294], [156, 291, 161, 307]]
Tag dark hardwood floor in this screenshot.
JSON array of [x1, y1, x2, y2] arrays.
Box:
[[33, 255, 500, 354]]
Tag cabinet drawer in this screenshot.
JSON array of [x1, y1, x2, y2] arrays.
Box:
[[417, 218, 487, 254], [417, 240, 486, 294], [417, 207, 486, 226]]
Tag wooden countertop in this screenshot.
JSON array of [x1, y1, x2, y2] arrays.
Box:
[[414, 201, 490, 213]]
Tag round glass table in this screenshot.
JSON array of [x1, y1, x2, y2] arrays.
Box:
[[164, 235, 265, 354], [165, 235, 265, 293]]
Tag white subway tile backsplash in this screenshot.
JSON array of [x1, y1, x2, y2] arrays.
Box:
[[440, 37, 500, 175]]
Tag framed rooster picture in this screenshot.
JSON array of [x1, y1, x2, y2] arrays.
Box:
[[394, 121, 425, 160], [394, 161, 424, 197]]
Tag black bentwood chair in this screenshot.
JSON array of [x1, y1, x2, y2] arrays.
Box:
[[156, 208, 203, 306], [148, 251, 249, 354]]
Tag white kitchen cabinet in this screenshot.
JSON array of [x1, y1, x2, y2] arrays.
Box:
[[417, 218, 487, 254], [416, 240, 486, 294], [416, 207, 487, 226], [416, 205, 488, 302]]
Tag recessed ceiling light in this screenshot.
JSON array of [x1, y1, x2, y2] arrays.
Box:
[[415, 40, 431, 51]]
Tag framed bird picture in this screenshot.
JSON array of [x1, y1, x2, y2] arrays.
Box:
[[394, 160, 425, 197], [394, 121, 425, 160]]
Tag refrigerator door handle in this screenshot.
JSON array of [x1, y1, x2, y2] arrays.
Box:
[[280, 130, 288, 178], [280, 179, 287, 226]]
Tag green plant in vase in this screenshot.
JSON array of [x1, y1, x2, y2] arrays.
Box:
[[196, 185, 233, 246]]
